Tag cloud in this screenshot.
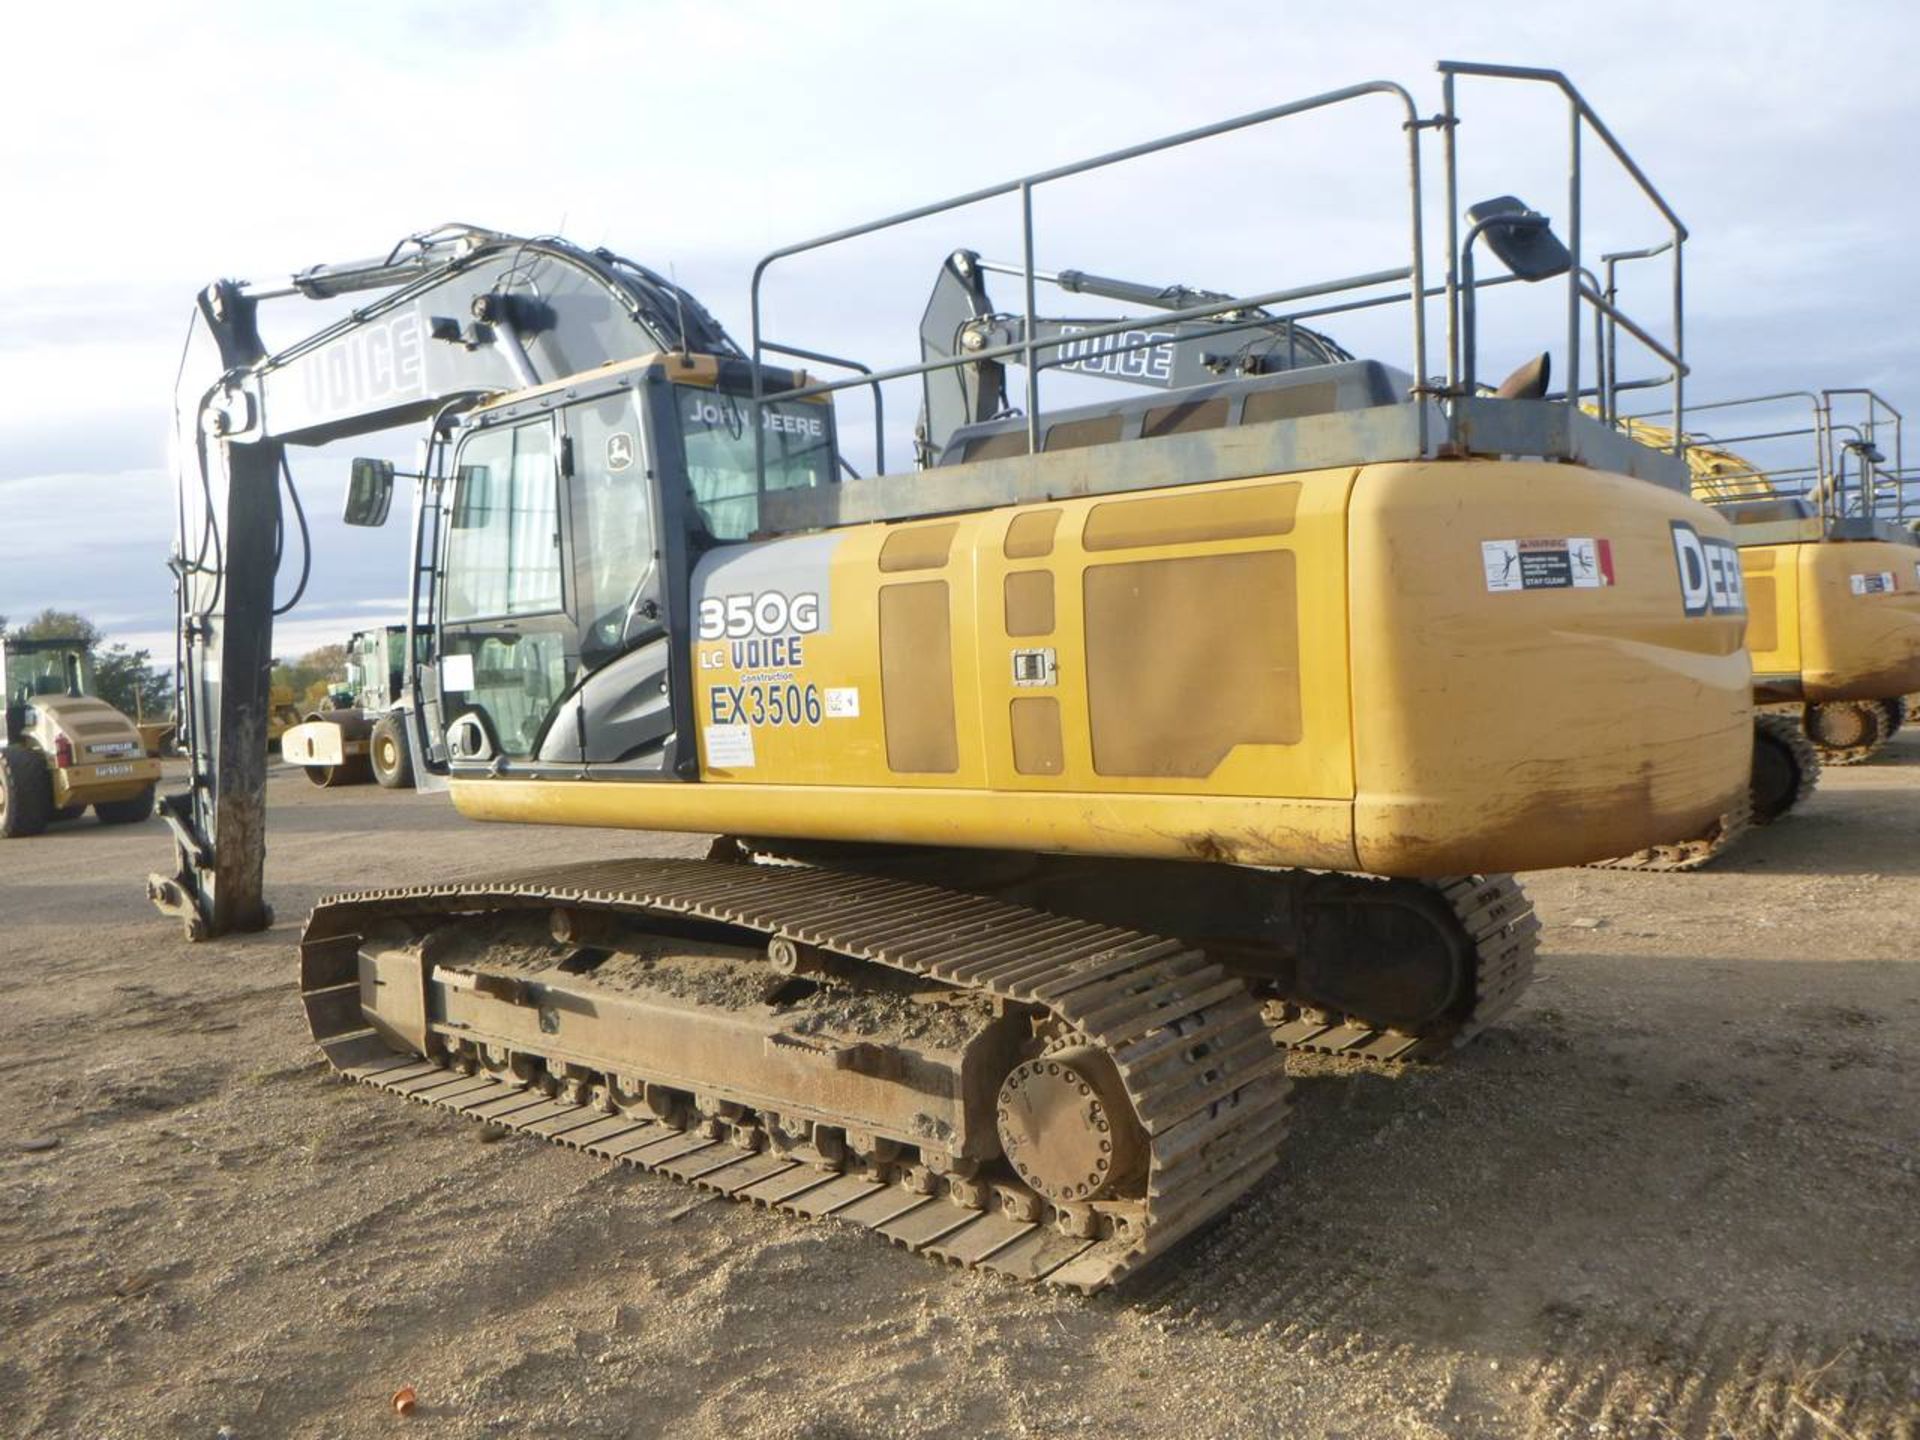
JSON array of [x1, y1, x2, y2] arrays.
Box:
[[2, 0, 1916, 646]]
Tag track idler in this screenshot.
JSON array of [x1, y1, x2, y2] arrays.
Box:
[[1805, 700, 1890, 766], [998, 1046, 1148, 1204], [1749, 712, 1820, 823]]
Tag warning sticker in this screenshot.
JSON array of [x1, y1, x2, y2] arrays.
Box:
[[702, 723, 756, 769], [1851, 571, 1899, 596], [1482, 537, 1614, 593], [824, 686, 860, 719]]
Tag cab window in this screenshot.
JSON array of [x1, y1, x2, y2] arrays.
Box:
[[678, 387, 833, 541], [439, 419, 570, 761], [444, 421, 562, 620], [568, 391, 657, 659]]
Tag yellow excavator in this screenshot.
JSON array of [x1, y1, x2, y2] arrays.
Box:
[[1623, 390, 1920, 770], [149, 64, 1751, 1290]]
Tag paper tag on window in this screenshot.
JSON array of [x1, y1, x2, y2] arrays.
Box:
[[440, 653, 475, 691]]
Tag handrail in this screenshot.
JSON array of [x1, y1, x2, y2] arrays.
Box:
[[1438, 61, 1687, 450], [749, 79, 1428, 477], [1436, 62, 1688, 234], [756, 340, 886, 476], [747, 62, 1685, 488], [1638, 389, 1909, 524], [760, 270, 1413, 405]]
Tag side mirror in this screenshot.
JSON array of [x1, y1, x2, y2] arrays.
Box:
[[344, 458, 396, 527], [1467, 195, 1573, 282]]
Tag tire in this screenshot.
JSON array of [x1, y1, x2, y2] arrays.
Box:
[[370, 714, 415, 790], [52, 803, 87, 822], [0, 745, 54, 838], [94, 784, 157, 826]]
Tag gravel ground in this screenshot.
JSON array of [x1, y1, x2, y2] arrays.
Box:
[[1, 746, 1915, 1440]]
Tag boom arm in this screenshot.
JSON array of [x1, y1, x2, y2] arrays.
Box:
[[149, 225, 736, 939], [917, 249, 1352, 461]]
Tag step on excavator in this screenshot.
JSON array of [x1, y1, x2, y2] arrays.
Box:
[[149, 64, 1752, 1290], [280, 624, 418, 788]]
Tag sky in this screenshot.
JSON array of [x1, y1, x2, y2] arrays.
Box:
[[2, 0, 1916, 663]]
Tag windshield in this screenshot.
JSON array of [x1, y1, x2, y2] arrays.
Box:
[[678, 386, 834, 541], [5, 645, 94, 705]]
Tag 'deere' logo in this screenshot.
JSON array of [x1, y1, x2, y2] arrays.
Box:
[[1670, 521, 1746, 617]]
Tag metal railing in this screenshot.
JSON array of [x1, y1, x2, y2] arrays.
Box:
[[746, 61, 1688, 487], [1635, 389, 1909, 523], [1437, 62, 1688, 437]]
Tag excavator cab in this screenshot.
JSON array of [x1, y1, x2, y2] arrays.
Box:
[[426, 356, 838, 776]]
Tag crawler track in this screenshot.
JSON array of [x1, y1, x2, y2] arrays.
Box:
[[730, 842, 1541, 1071], [1750, 712, 1820, 823], [1589, 714, 1819, 872], [1263, 874, 1539, 1061], [1586, 797, 1751, 872], [301, 858, 1290, 1292]]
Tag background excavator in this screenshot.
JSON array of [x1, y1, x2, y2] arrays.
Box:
[[1623, 390, 1920, 768], [150, 64, 1753, 1290]]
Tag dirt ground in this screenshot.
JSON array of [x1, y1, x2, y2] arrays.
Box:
[[2, 745, 1916, 1440]]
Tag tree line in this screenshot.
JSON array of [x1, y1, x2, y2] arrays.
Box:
[[2, 608, 347, 718]]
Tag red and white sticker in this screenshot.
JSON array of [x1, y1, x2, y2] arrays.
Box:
[[1482, 537, 1614, 593], [1851, 571, 1899, 596]]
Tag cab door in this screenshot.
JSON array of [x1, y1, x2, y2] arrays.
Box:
[[437, 415, 579, 767], [552, 386, 681, 774]]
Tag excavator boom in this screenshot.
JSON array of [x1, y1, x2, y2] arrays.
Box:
[[150, 226, 731, 937]]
